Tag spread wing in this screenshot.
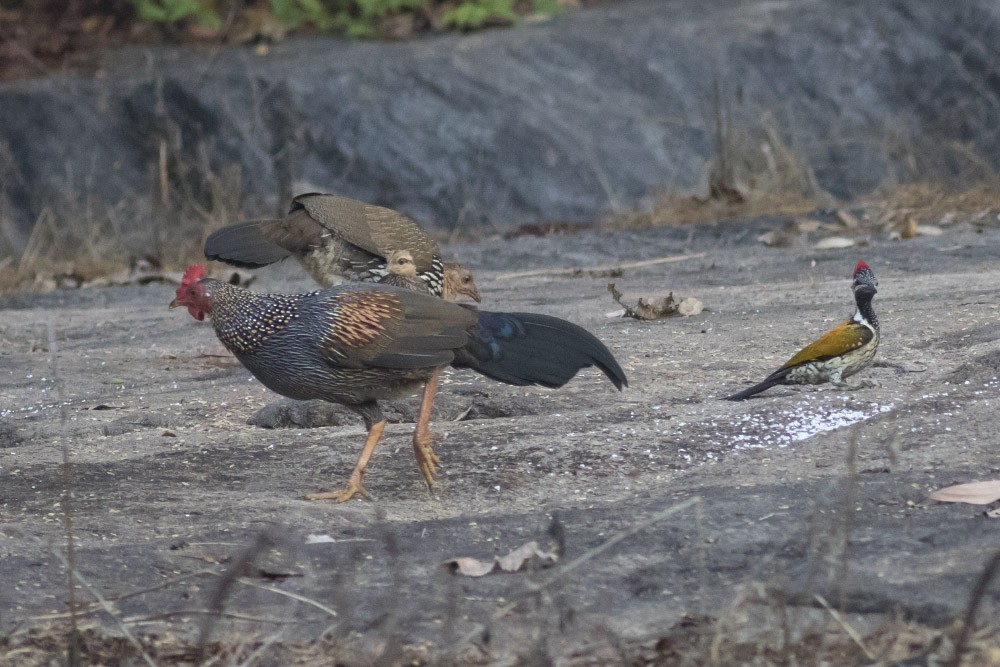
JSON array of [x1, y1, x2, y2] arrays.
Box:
[[781, 320, 874, 369], [293, 193, 440, 270]]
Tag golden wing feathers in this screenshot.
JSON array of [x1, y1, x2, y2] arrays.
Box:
[[781, 320, 874, 369], [320, 287, 474, 370]]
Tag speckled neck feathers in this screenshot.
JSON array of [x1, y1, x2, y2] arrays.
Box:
[[205, 279, 307, 355]]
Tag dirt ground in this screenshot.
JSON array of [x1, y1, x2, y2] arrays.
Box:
[[2, 214, 1000, 664]]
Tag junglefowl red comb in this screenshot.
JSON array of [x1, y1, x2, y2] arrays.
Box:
[[181, 263, 206, 286]]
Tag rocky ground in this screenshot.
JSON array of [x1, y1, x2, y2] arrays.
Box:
[[2, 215, 1000, 664]]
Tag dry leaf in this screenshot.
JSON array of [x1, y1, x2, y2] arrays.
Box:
[[757, 220, 804, 247], [812, 237, 855, 250], [928, 480, 1000, 505], [795, 218, 822, 233], [447, 557, 496, 577], [608, 283, 702, 320], [496, 541, 558, 571], [445, 540, 559, 577], [985, 508, 1000, 519], [899, 215, 919, 240], [677, 297, 704, 316], [835, 210, 860, 229]]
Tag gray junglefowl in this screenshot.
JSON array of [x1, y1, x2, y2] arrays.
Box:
[[204, 192, 481, 302], [171, 264, 627, 501]]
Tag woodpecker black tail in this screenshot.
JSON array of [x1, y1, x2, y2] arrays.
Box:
[[725, 369, 791, 401], [455, 311, 628, 391]]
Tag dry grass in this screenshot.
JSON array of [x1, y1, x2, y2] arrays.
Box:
[[863, 179, 1000, 228], [0, 151, 243, 295], [8, 174, 1000, 296], [600, 178, 1000, 233], [4, 615, 999, 666], [0, 622, 436, 667], [5, 92, 1000, 296]]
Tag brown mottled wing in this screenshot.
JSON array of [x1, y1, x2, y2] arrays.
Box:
[[294, 193, 440, 269], [320, 285, 475, 371], [781, 320, 874, 369]]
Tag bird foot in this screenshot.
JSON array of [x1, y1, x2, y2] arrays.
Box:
[[413, 431, 441, 489], [305, 471, 371, 502]]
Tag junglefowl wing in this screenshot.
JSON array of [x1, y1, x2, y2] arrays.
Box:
[[317, 286, 477, 371]]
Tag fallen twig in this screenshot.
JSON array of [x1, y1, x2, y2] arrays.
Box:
[[206, 571, 339, 619], [814, 594, 873, 660]]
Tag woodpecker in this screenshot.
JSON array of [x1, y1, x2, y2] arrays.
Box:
[[726, 261, 880, 401]]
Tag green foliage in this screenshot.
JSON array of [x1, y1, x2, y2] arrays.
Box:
[[341, 0, 427, 37], [531, 0, 562, 14], [269, 0, 339, 30], [441, 0, 517, 30], [128, 0, 562, 37], [268, 0, 426, 37], [128, 0, 222, 29]]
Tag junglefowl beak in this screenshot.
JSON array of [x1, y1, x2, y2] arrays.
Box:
[[169, 298, 181, 309]]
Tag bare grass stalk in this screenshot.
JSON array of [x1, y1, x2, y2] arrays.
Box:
[[48, 321, 81, 667], [50, 551, 159, 667], [948, 549, 1000, 667]]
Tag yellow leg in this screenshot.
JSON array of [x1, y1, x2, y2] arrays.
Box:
[[306, 420, 386, 502], [412, 370, 441, 489]]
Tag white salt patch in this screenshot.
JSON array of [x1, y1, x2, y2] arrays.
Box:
[[726, 401, 894, 451]]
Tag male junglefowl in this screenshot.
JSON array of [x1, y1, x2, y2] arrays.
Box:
[[725, 261, 879, 400], [204, 192, 480, 302], [171, 264, 626, 501]]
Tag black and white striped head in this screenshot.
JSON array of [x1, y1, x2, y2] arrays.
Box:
[[852, 261, 877, 299]]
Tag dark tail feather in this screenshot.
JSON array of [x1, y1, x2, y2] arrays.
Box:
[[454, 311, 627, 390], [204, 221, 291, 269], [725, 369, 789, 401]]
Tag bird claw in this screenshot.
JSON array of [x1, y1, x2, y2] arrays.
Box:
[[305, 471, 371, 502], [413, 431, 441, 489]]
